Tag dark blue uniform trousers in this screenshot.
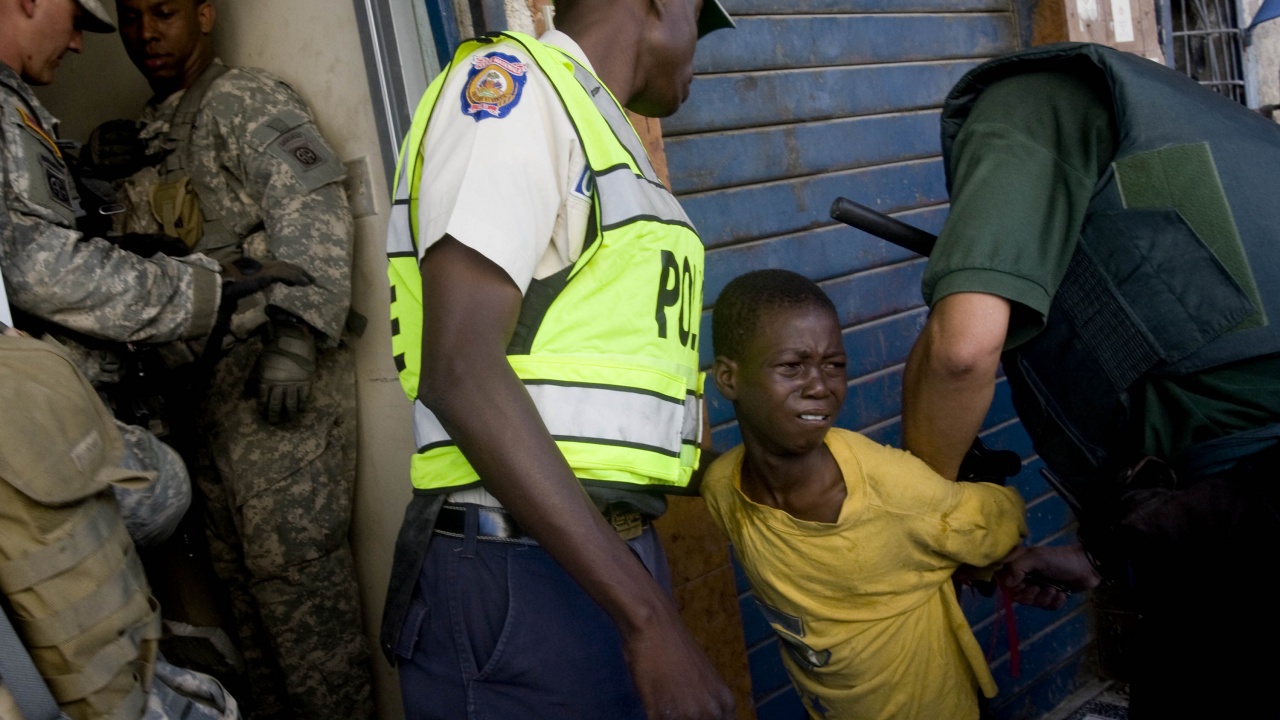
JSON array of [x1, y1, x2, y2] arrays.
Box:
[[395, 505, 670, 719]]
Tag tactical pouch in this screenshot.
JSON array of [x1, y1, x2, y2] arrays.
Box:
[[148, 175, 204, 250], [0, 336, 163, 720]]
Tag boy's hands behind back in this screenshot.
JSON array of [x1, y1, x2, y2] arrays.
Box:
[[998, 545, 1102, 610]]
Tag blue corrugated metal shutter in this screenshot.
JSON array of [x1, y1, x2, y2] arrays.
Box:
[[664, 2, 1095, 718]]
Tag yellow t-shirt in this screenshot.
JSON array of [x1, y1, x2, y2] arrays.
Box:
[[701, 428, 1028, 720]]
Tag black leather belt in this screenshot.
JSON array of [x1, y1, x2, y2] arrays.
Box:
[[433, 504, 650, 543], [433, 505, 532, 543]]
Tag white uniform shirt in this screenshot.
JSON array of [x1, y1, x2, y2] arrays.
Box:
[[416, 30, 594, 290], [416, 31, 597, 507]]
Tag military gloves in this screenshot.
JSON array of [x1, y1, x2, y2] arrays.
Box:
[[256, 312, 318, 424]]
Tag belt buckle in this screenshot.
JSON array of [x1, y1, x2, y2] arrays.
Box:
[[609, 511, 644, 541]]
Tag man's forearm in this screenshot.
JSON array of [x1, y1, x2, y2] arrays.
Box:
[[902, 292, 1010, 480], [4, 213, 219, 342]]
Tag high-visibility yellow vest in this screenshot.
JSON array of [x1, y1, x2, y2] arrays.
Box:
[[387, 32, 704, 494]]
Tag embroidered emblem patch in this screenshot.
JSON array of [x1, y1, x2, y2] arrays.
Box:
[[276, 129, 326, 171], [461, 52, 528, 121], [40, 155, 73, 210]]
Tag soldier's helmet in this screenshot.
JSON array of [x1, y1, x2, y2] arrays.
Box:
[[76, 0, 117, 34]]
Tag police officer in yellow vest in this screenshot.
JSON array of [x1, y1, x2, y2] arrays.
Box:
[[383, 1, 736, 717]]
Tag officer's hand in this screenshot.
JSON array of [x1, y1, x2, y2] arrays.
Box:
[[84, 119, 149, 181], [998, 545, 1101, 610], [255, 317, 316, 424], [113, 232, 191, 258], [623, 608, 735, 720], [219, 257, 315, 311]]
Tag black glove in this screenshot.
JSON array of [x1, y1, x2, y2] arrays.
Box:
[[113, 232, 191, 258], [256, 316, 317, 424], [219, 258, 315, 315]]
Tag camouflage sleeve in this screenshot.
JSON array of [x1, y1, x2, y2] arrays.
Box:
[[207, 72, 353, 341], [1, 105, 221, 343]]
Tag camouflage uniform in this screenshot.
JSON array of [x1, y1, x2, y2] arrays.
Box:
[[118, 61, 372, 720], [1, 62, 210, 620], [0, 62, 221, 345]]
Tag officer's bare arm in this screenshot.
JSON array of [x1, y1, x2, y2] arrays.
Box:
[[417, 236, 733, 720], [903, 291, 1010, 480]]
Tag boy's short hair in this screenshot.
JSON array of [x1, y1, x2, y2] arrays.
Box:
[[713, 269, 838, 360]]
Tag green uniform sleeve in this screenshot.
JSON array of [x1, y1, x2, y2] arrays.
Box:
[[924, 72, 1117, 349]]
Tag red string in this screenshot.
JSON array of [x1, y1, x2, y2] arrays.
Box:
[[1002, 586, 1021, 678], [985, 586, 1022, 678]]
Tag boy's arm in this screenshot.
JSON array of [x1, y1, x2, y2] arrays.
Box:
[[937, 480, 1028, 567], [865, 437, 1028, 566]]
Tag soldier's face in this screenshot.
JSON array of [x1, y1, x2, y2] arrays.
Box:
[[24, 0, 84, 86], [627, 0, 701, 118], [116, 0, 214, 88]]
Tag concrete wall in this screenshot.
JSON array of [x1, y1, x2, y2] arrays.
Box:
[[34, 1, 413, 716], [1244, 0, 1280, 109]]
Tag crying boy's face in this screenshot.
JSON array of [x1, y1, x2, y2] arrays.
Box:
[[726, 304, 847, 457]]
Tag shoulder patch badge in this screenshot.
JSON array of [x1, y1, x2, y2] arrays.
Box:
[[278, 128, 327, 171], [266, 123, 345, 192], [460, 52, 528, 122], [40, 154, 73, 211]]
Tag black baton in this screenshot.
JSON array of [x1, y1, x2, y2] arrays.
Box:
[[829, 196, 937, 257]]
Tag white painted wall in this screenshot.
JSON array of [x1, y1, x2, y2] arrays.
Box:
[[34, 1, 414, 716]]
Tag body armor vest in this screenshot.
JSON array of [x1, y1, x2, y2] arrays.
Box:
[[0, 336, 162, 720], [940, 43, 1280, 516]]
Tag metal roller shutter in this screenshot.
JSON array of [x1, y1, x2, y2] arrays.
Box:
[[665, 2, 1096, 717]]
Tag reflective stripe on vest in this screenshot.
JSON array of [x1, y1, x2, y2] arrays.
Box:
[[386, 32, 704, 493], [414, 389, 702, 456]]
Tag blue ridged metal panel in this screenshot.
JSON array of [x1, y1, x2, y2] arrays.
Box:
[[665, 3, 1093, 718]]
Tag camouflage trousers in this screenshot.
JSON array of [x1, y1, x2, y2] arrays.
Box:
[[144, 658, 241, 720], [193, 336, 373, 720]]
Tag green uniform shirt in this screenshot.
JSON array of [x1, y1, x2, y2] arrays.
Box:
[[925, 71, 1280, 461]]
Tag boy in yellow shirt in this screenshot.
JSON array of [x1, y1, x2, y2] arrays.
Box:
[[701, 269, 1028, 720]]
